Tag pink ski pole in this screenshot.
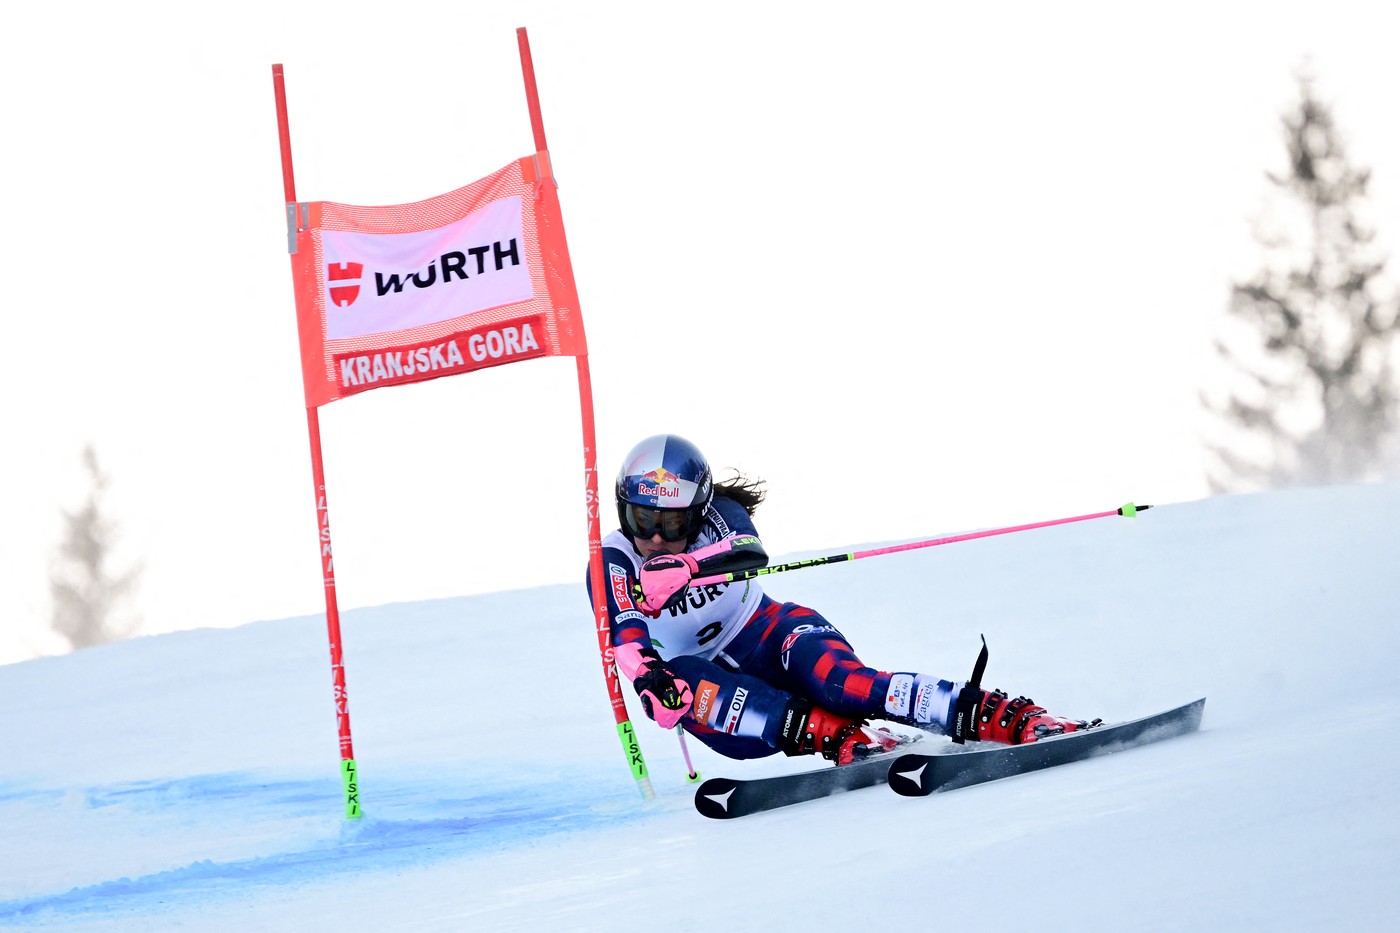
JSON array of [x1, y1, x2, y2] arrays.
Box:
[[691, 503, 1150, 588], [675, 725, 702, 783]]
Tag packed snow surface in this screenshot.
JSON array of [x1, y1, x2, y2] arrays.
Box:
[[4, 483, 1398, 930]]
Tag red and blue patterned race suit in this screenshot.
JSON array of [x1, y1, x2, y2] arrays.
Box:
[[587, 496, 957, 759]]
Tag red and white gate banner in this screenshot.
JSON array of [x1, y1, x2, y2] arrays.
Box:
[[287, 156, 586, 407]]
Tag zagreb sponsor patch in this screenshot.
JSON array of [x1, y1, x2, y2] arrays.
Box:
[[885, 673, 916, 718], [723, 686, 749, 734], [692, 680, 720, 727], [913, 681, 939, 725]]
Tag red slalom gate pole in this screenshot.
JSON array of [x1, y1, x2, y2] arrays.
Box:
[[272, 64, 362, 819], [516, 27, 655, 798]]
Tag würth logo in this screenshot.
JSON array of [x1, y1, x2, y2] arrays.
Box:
[[375, 240, 521, 297], [325, 240, 522, 311], [327, 262, 364, 308]]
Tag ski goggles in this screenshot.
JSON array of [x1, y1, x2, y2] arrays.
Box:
[[620, 503, 701, 542]]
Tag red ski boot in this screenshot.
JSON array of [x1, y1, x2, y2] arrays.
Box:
[[776, 700, 901, 765], [952, 687, 1100, 745]]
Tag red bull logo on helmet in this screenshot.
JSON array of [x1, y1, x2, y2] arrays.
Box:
[[637, 468, 683, 501]]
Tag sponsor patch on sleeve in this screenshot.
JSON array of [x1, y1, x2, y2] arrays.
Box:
[[885, 673, 915, 718], [692, 680, 720, 727], [609, 563, 634, 610], [914, 682, 939, 725], [723, 686, 749, 734]]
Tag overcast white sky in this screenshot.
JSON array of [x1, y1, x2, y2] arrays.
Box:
[[4, 2, 1398, 664]]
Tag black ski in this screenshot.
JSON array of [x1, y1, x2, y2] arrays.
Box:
[[887, 697, 1206, 797], [693, 740, 918, 820]]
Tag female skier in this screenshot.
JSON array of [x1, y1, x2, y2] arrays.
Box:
[[591, 433, 1093, 765]]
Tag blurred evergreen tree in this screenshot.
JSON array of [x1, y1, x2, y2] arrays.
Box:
[[49, 445, 141, 650], [1206, 71, 1399, 491]]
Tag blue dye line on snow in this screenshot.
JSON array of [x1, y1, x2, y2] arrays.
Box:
[[0, 765, 656, 923]]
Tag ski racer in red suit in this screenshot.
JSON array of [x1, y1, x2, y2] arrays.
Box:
[[588, 434, 1094, 765]]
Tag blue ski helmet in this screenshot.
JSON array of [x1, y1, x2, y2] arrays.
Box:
[[615, 434, 713, 543]]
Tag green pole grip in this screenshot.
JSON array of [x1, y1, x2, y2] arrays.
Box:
[[342, 758, 363, 819], [617, 720, 649, 781]]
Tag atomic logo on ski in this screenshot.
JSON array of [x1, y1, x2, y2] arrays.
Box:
[[889, 760, 928, 792], [702, 787, 735, 813], [694, 779, 747, 819]]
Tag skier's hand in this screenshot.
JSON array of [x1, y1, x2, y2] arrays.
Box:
[[636, 552, 699, 612], [615, 642, 693, 729], [633, 663, 694, 729]]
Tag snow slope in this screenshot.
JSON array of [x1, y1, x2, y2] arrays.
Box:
[[3, 484, 1399, 931]]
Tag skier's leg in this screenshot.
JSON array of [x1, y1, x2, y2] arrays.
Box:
[[732, 599, 912, 720], [941, 686, 1101, 744], [662, 654, 791, 760], [664, 654, 888, 764], [736, 601, 1094, 745]]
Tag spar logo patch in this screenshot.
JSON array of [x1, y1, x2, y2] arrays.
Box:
[[609, 564, 634, 611]]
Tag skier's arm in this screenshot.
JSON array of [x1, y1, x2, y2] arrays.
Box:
[[636, 534, 767, 612], [693, 532, 768, 576], [585, 552, 694, 728], [585, 547, 655, 649]]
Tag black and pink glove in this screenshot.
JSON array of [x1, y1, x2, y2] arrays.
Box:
[[636, 552, 700, 612], [615, 642, 693, 729]]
